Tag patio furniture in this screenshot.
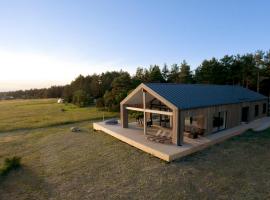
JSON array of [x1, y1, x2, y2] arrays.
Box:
[[146, 128, 172, 144], [105, 118, 118, 125]]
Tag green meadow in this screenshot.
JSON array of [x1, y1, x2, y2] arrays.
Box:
[[0, 99, 270, 200], [0, 99, 117, 132]]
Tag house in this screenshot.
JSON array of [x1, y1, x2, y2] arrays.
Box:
[[57, 98, 64, 104], [120, 83, 268, 146], [0, 96, 14, 100]]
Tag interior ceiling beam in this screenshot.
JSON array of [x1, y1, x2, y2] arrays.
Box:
[[126, 106, 173, 116]]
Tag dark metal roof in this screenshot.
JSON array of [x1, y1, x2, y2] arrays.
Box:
[[145, 83, 267, 110]]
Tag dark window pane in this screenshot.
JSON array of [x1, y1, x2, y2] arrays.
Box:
[[255, 105, 259, 117], [263, 103, 266, 114]]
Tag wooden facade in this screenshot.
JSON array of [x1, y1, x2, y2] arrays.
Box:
[[179, 100, 268, 137]]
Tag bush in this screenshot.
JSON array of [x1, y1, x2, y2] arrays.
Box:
[[96, 98, 105, 108], [0, 156, 21, 176], [72, 90, 93, 107], [129, 111, 144, 119], [110, 104, 120, 112]]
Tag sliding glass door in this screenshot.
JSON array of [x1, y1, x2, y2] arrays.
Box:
[[212, 111, 227, 132]]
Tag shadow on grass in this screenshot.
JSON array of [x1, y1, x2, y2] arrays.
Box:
[[0, 165, 55, 199]]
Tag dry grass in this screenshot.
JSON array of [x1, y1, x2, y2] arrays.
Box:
[[0, 99, 270, 199], [0, 122, 270, 199]]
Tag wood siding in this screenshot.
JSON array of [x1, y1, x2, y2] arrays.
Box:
[[179, 100, 268, 136]]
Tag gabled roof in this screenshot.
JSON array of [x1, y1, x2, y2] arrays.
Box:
[[145, 83, 267, 110]]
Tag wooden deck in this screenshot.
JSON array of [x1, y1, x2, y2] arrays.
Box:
[[93, 117, 270, 162]]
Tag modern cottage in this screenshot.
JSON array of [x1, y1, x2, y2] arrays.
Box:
[[120, 83, 268, 146]]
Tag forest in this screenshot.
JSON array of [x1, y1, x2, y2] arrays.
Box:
[[1, 50, 270, 111]]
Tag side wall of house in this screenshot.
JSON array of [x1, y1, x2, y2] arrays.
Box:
[[179, 100, 268, 135]]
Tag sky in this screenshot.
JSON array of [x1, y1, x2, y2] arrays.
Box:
[[0, 0, 270, 91]]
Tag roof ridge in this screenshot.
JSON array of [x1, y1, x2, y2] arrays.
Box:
[[144, 83, 267, 109], [145, 83, 244, 87]]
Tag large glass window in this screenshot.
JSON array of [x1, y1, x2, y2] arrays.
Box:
[[212, 111, 227, 132], [184, 115, 205, 135], [263, 103, 266, 114]]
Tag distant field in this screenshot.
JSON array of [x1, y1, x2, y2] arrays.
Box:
[[0, 99, 270, 199], [0, 99, 117, 132]]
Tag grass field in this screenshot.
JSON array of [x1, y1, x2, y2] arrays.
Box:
[[0, 99, 117, 132], [0, 99, 270, 199]]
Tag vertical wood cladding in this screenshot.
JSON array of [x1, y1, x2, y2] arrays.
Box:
[[180, 100, 267, 135]]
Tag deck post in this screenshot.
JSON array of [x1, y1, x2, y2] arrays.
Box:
[[172, 109, 178, 145], [143, 90, 147, 135], [172, 109, 184, 146], [120, 104, 128, 128], [178, 111, 184, 145], [170, 116, 173, 127]]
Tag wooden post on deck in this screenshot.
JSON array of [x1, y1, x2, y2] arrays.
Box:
[[120, 104, 128, 128], [172, 109, 184, 146], [143, 90, 147, 135], [178, 111, 184, 145]]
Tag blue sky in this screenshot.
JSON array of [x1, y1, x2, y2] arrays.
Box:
[[0, 0, 270, 91]]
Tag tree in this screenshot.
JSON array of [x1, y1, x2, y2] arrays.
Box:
[[130, 67, 150, 83], [111, 72, 132, 92], [194, 58, 226, 84], [103, 72, 132, 111], [90, 74, 102, 98], [72, 89, 93, 107], [240, 54, 256, 88], [134, 67, 145, 82], [100, 71, 121, 94], [179, 60, 193, 83], [70, 75, 85, 92], [143, 68, 150, 82], [162, 63, 169, 82], [103, 90, 115, 109], [148, 65, 164, 83], [96, 98, 105, 108], [221, 55, 242, 85], [263, 50, 270, 77], [168, 64, 180, 83], [258, 50, 270, 96]]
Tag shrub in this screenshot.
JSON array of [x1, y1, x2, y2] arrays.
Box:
[[72, 90, 93, 107], [0, 156, 21, 176], [130, 111, 144, 119], [96, 98, 105, 108]]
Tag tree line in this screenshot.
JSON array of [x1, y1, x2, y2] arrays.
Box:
[[1, 50, 269, 110]]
